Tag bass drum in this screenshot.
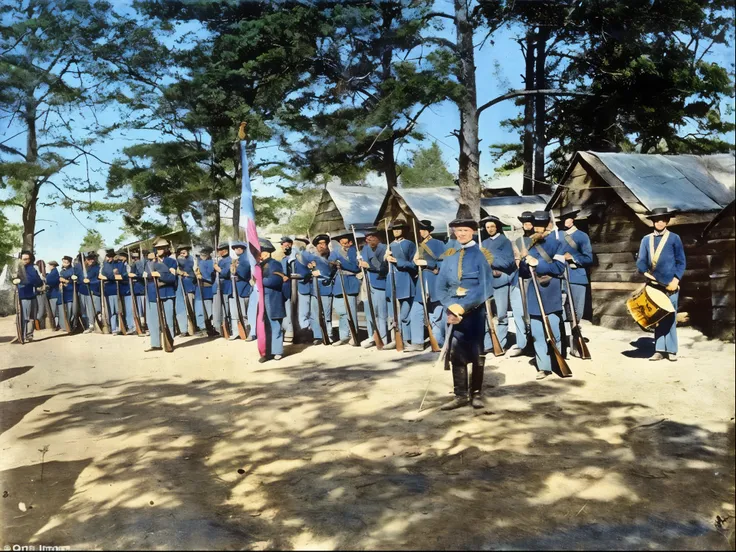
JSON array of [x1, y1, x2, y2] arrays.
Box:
[[626, 285, 675, 331]]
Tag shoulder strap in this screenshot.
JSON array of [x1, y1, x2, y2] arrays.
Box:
[[420, 241, 438, 260], [563, 234, 579, 251], [649, 230, 670, 270], [480, 247, 494, 268], [534, 244, 553, 263]]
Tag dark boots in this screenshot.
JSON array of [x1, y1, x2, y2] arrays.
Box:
[[470, 356, 485, 409], [441, 363, 470, 410]]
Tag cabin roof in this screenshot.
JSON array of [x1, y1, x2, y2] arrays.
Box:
[[323, 184, 386, 231]]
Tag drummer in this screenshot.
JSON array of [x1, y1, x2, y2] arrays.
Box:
[[635, 207, 686, 362]]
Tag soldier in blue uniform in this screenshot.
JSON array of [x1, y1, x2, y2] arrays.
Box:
[[292, 236, 313, 342], [115, 250, 135, 333], [194, 246, 216, 336], [174, 245, 196, 337], [143, 238, 178, 351], [329, 230, 360, 346], [79, 252, 102, 333], [12, 250, 44, 342], [518, 211, 566, 380], [129, 250, 147, 328], [304, 234, 335, 345], [635, 207, 686, 362], [558, 206, 594, 349], [56, 256, 78, 331], [509, 211, 534, 356], [279, 237, 295, 338], [480, 215, 517, 353], [258, 238, 287, 362], [358, 229, 388, 348], [436, 218, 495, 410], [100, 248, 123, 335], [384, 219, 416, 350], [213, 243, 232, 336], [410, 219, 446, 350], [227, 241, 252, 339], [45, 260, 61, 330]]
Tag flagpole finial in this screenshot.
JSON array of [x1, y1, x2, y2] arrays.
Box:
[[238, 122, 247, 140]]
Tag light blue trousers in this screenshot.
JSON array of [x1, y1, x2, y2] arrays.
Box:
[[484, 285, 511, 350], [81, 295, 101, 330], [148, 298, 175, 348], [365, 287, 388, 342], [298, 293, 312, 331], [48, 297, 58, 328], [563, 282, 587, 323], [531, 313, 562, 373], [510, 282, 529, 350], [59, 299, 77, 331], [195, 297, 213, 330], [268, 317, 284, 355], [106, 294, 120, 333], [247, 291, 259, 338], [213, 293, 231, 336], [333, 294, 358, 341], [409, 298, 445, 347], [655, 290, 679, 354], [310, 295, 333, 340], [387, 297, 412, 341], [176, 286, 195, 334], [20, 298, 37, 340], [230, 295, 248, 335]]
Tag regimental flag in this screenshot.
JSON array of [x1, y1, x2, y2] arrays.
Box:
[[239, 123, 267, 357]]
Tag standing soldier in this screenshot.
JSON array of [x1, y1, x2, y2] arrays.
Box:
[[100, 248, 122, 335], [143, 238, 178, 352], [410, 219, 446, 350], [79, 252, 102, 333], [57, 256, 77, 331], [359, 229, 388, 349], [116, 250, 135, 333], [279, 237, 295, 339], [305, 234, 334, 345], [292, 236, 313, 342], [194, 246, 217, 337], [230, 241, 251, 339], [436, 218, 494, 410], [518, 211, 566, 380], [557, 205, 593, 351], [175, 245, 196, 337], [384, 220, 417, 350], [259, 238, 287, 362], [12, 251, 44, 342], [480, 215, 516, 353], [635, 207, 686, 361], [213, 243, 232, 337], [329, 230, 360, 347], [509, 211, 535, 356], [129, 249, 147, 330], [45, 260, 61, 330]]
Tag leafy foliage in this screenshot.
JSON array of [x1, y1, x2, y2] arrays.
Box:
[[79, 229, 104, 252], [399, 142, 455, 188]]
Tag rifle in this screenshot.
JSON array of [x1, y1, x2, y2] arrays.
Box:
[[351, 225, 383, 349], [213, 240, 231, 339], [529, 266, 572, 377], [13, 260, 25, 344], [177, 253, 197, 336], [289, 255, 299, 344], [59, 273, 71, 333], [37, 260, 56, 330], [484, 297, 504, 356], [139, 245, 147, 327], [334, 257, 360, 346], [148, 257, 174, 352], [412, 219, 440, 353], [384, 223, 404, 352], [80, 251, 104, 332], [313, 256, 332, 345], [563, 263, 591, 360], [98, 254, 111, 334], [519, 276, 531, 336], [70, 254, 84, 332], [230, 254, 248, 340], [192, 244, 218, 337], [126, 247, 145, 336], [115, 277, 128, 336]]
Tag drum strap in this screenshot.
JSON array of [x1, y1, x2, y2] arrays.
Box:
[[534, 244, 553, 263], [649, 230, 670, 270], [564, 234, 579, 252]]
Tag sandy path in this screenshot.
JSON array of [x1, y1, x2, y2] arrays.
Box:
[[0, 316, 734, 550]]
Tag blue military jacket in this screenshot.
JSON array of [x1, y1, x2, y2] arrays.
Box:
[[414, 237, 445, 303], [386, 239, 416, 300], [177, 256, 197, 294], [302, 251, 334, 297], [281, 256, 292, 301], [17, 264, 43, 300], [79, 263, 101, 296], [46, 267, 60, 300], [117, 261, 131, 297], [129, 260, 146, 296], [144, 257, 177, 300], [513, 235, 533, 280], [59, 266, 77, 303], [101, 260, 120, 296], [262, 257, 286, 319], [519, 233, 566, 316], [195, 258, 216, 301], [294, 250, 313, 295], [235, 253, 252, 298], [436, 241, 494, 315], [361, 243, 387, 291], [215, 255, 232, 296], [558, 227, 593, 285], [482, 234, 518, 288], [636, 230, 686, 286], [329, 245, 360, 296]]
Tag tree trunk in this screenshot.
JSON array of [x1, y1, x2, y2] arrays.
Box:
[[232, 195, 241, 239], [534, 27, 550, 195], [22, 97, 39, 252], [381, 139, 398, 191], [455, 0, 481, 219], [523, 31, 535, 196]]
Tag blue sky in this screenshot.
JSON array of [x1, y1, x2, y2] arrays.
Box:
[[1, 3, 734, 263]]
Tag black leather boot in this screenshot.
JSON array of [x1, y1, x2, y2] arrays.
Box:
[[470, 356, 486, 409], [441, 363, 470, 410]]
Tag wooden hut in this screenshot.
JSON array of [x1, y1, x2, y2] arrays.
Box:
[[701, 200, 735, 340], [548, 151, 735, 330], [309, 184, 386, 236]]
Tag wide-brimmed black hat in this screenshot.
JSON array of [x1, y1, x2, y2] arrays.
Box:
[[531, 210, 551, 225], [116, 250, 128, 258], [518, 211, 533, 223], [480, 215, 505, 228], [312, 234, 330, 246], [388, 219, 408, 230], [199, 246, 214, 255], [449, 218, 479, 231], [104, 248, 116, 257], [333, 229, 353, 240], [646, 207, 679, 220], [560, 205, 580, 220], [418, 219, 434, 232], [62, 255, 73, 263], [294, 235, 309, 244], [280, 236, 293, 244], [259, 238, 276, 253], [216, 243, 229, 251], [364, 228, 380, 238], [85, 251, 99, 260]]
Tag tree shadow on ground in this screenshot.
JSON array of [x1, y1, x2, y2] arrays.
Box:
[[3, 354, 734, 550], [0, 395, 53, 436], [0, 365, 34, 383]]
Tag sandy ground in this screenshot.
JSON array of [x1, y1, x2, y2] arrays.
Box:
[[0, 315, 734, 551]]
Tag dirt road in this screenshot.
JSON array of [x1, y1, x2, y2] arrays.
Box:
[[1, 316, 734, 550]]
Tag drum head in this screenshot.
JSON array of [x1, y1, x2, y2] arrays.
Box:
[[645, 286, 675, 313]]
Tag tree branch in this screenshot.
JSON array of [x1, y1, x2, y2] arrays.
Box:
[[477, 89, 601, 116]]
